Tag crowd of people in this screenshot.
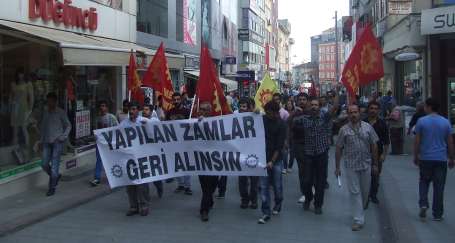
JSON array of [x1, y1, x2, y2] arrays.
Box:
[[36, 87, 454, 231]]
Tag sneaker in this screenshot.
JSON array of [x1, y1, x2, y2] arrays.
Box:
[[314, 207, 322, 215], [287, 168, 292, 173], [419, 207, 427, 219], [282, 169, 287, 174], [46, 188, 55, 197], [370, 196, 379, 204], [272, 205, 281, 215], [90, 179, 100, 187], [216, 193, 225, 199], [140, 208, 149, 216], [257, 215, 271, 224], [272, 210, 280, 215], [200, 211, 209, 222], [250, 203, 258, 209], [433, 216, 444, 221], [174, 186, 185, 193], [240, 202, 249, 209], [351, 223, 363, 231], [298, 195, 306, 204], [184, 188, 193, 195], [126, 208, 139, 216]]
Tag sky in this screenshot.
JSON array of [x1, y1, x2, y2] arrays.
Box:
[[278, 0, 350, 66]]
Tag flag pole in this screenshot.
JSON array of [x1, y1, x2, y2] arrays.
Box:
[[189, 94, 197, 119]]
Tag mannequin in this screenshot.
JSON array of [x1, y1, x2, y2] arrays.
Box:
[[10, 68, 34, 164]]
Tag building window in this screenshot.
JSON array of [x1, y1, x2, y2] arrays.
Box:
[[137, 0, 169, 38], [176, 0, 183, 42]]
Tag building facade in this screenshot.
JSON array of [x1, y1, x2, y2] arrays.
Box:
[[277, 19, 291, 86]]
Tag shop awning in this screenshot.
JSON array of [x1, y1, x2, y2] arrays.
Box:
[[0, 20, 183, 66], [184, 70, 238, 92]]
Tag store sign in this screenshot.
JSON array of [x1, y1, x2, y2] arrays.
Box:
[[421, 6, 455, 35], [236, 70, 255, 81], [75, 110, 91, 139], [388, 1, 412, 15], [28, 0, 98, 31], [224, 56, 236, 65], [238, 29, 249, 41]]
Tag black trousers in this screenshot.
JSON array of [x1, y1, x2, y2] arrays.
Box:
[[369, 158, 383, 198], [302, 152, 328, 208], [419, 161, 447, 218], [199, 175, 218, 214], [217, 176, 227, 195], [238, 176, 259, 204]]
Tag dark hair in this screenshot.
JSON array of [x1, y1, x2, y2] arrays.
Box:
[[297, 93, 309, 99], [273, 93, 281, 99], [309, 97, 319, 103], [248, 97, 256, 109], [143, 104, 153, 110], [98, 100, 108, 107], [387, 90, 392, 96], [15, 67, 25, 82], [129, 100, 141, 109], [122, 99, 130, 106], [239, 97, 250, 105], [264, 100, 280, 113], [367, 100, 381, 109], [46, 92, 58, 100], [172, 92, 181, 98], [425, 97, 440, 112]]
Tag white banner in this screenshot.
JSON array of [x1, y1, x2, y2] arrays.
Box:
[[94, 113, 266, 188]]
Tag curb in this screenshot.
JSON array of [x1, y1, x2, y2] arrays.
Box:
[[0, 183, 116, 237]]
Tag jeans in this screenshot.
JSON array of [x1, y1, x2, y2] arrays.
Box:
[[303, 152, 328, 208], [198, 175, 218, 214], [260, 161, 283, 216], [177, 176, 191, 188], [294, 143, 305, 195], [288, 143, 296, 169], [238, 176, 259, 204], [94, 145, 103, 180], [346, 167, 371, 225], [419, 160, 447, 218], [282, 148, 289, 170], [217, 176, 227, 195], [41, 142, 64, 189]]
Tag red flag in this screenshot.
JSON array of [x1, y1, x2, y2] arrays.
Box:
[[194, 45, 232, 117], [128, 51, 144, 104], [142, 42, 174, 111], [309, 80, 317, 98], [341, 25, 384, 97]]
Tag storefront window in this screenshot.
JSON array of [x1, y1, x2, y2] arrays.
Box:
[[137, 0, 169, 38], [396, 59, 423, 107]]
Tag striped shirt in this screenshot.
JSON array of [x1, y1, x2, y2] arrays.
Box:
[[337, 121, 379, 171]]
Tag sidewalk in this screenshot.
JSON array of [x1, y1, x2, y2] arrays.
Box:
[[381, 137, 455, 243], [0, 149, 384, 243]]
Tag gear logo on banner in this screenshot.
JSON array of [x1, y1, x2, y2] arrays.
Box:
[[245, 154, 259, 168], [111, 165, 123, 178]]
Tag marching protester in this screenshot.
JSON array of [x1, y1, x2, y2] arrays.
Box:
[[141, 104, 164, 198], [290, 93, 310, 204], [197, 101, 219, 222], [365, 101, 390, 204], [408, 101, 425, 135], [39, 92, 71, 196], [90, 100, 118, 187], [272, 93, 290, 175], [296, 91, 338, 215], [238, 97, 259, 209], [122, 101, 152, 216], [284, 98, 296, 173], [117, 99, 130, 122], [336, 104, 379, 231], [258, 101, 286, 224], [166, 92, 193, 195], [414, 98, 454, 221]]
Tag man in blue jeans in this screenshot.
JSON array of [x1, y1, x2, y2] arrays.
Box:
[[258, 101, 286, 224], [39, 92, 71, 196], [90, 100, 118, 186], [414, 98, 454, 221]]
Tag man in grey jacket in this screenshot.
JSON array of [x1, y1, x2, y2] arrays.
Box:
[[39, 92, 71, 196]]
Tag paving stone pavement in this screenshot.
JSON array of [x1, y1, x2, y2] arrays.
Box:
[[1, 149, 383, 243]]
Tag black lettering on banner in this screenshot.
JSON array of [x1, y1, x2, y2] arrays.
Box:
[[149, 155, 162, 176], [222, 152, 229, 170], [163, 124, 177, 142], [125, 127, 137, 147], [229, 152, 242, 171], [243, 116, 256, 138], [181, 123, 194, 141], [193, 123, 206, 140], [153, 125, 166, 143], [184, 152, 196, 171], [135, 126, 144, 145], [199, 151, 213, 171], [101, 131, 114, 150], [142, 125, 154, 144], [175, 153, 186, 172], [185, 151, 199, 170], [211, 151, 223, 171], [161, 149, 168, 174], [127, 159, 139, 180], [203, 120, 220, 140], [231, 118, 244, 139], [219, 120, 231, 140], [115, 130, 127, 150], [138, 157, 150, 178]]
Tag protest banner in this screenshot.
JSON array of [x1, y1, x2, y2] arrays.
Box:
[[94, 112, 266, 188]]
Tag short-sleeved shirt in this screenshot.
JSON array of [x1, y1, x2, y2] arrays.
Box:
[[364, 118, 390, 156], [120, 116, 150, 127], [337, 121, 379, 171], [415, 114, 452, 162], [293, 111, 332, 155], [97, 113, 118, 129], [263, 115, 286, 163]]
